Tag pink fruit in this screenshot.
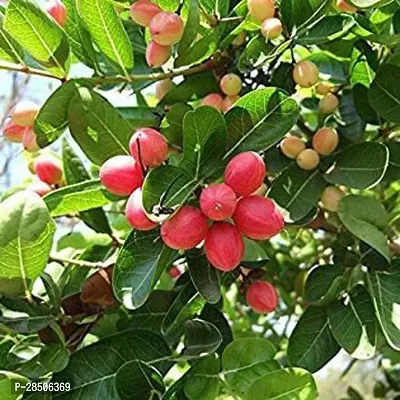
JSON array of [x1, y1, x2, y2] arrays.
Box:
[[130, 0, 161, 27], [337, 0, 357, 12], [261, 18, 282, 40], [220, 73, 242, 96], [47, 0, 67, 26], [155, 78, 173, 100], [99, 155, 143, 196], [292, 60, 319, 88], [204, 222, 244, 271], [129, 128, 168, 168], [200, 183, 237, 221], [224, 152, 266, 197], [33, 154, 63, 185], [296, 149, 320, 170], [201, 93, 223, 110], [125, 188, 157, 231], [222, 95, 239, 113], [146, 41, 171, 68], [319, 93, 339, 114], [161, 206, 208, 250], [22, 128, 39, 153], [246, 281, 278, 313], [27, 180, 52, 197], [320, 186, 345, 212], [280, 136, 306, 159], [169, 265, 182, 279], [3, 120, 26, 143], [149, 12, 184, 46], [312, 127, 339, 156], [247, 0, 275, 23], [11, 101, 39, 127], [233, 195, 284, 240]]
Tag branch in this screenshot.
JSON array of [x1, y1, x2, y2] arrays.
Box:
[[50, 254, 104, 268], [0, 61, 64, 81]]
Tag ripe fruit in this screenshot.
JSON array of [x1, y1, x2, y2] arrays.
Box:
[[204, 222, 244, 271], [246, 281, 278, 313], [296, 149, 320, 170], [221, 95, 239, 113], [34, 154, 63, 185], [220, 74, 242, 96], [233, 195, 284, 240], [155, 78, 173, 100], [27, 180, 52, 197], [47, 0, 67, 26], [232, 31, 247, 47], [149, 12, 184, 46], [3, 120, 26, 143], [247, 0, 275, 23], [161, 206, 209, 250], [280, 136, 306, 159], [337, 0, 357, 12], [22, 128, 39, 152], [201, 93, 223, 110], [316, 82, 332, 95], [129, 128, 168, 168], [130, 0, 161, 27], [169, 265, 182, 279], [200, 184, 237, 221], [261, 18, 282, 40], [11, 101, 39, 127], [125, 188, 157, 231], [224, 152, 266, 197], [320, 186, 345, 212], [146, 41, 171, 68], [320, 93, 339, 114], [292, 60, 319, 88], [312, 127, 339, 156], [99, 155, 143, 196]]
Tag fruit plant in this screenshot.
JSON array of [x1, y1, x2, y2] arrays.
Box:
[[0, 0, 399, 399]]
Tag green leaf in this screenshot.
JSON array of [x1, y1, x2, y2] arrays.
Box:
[[113, 229, 177, 310], [369, 64, 400, 123], [349, 0, 382, 8], [288, 306, 340, 373], [225, 88, 299, 157], [222, 337, 279, 398], [238, 36, 274, 73], [187, 250, 221, 305], [325, 142, 389, 189], [41, 271, 62, 312], [76, 0, 133, 76], [178, 0, 200, 56], [0, 191, 55, 297], [183, 319, 222, 358], [118, 107, 163, 130], [367, 268, 400, 351], [385, 142, 400, 181], [327, 285, 377, 360], [247, 368, 317, 400], [115, 360, 165, 400], [338, 195, 390, 262], [182, 106, 227, 179], [44, 180, 117, 217], [0, 13, 24, 64], [4, 0, 70, 78], [161, 103, 192, 147], [268, 164, 326, 222], [52, 329, 171, 399], [68, 87, 132, 165], [0, 371, 29, 400]]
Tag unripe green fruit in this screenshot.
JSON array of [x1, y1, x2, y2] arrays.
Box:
[[11, 101, 39, 127], [246, 281, 278, 313], [146, 41, 171, 68], [125, 188, 157, 231], [312, 127, 339, 156], [200, 183, 237, 221], [220, 73, 242, 96], [161, 206, 209, 250], [22, 128, 39, 153], [316, 82, 332, 95], [34, 154, 63, 185], [261, 18, 282, 40], [280, 136, 306, 159], [247, 0, 275, 23], [149, 12, 184, 46], [320, 186, 345, 212], [320, 93, 339, 114], [130, 0, 161, 27], [47, 0, 67, 26], [292, 60, 319, 88], [337, 0, 357, 12], [3, 120, 26, 143], [221, 95, 239, 113], [155, 78, 173, 100], [201, 93, 223, 110], [232, 31, 247, 47], [296, 149, 320, 170]]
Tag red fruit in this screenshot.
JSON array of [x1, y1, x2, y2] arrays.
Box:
[[11, 101, 39, 127], [149, 12, 184, 46], [246, 281, 278, 313], [200, 184, 237, 221], [146, 41, 171, 68], [201, 93, 223, 111], [47, 0, 67, 26], [33, 154, 63, 184], [99, 155, 143, 196], [220, 73, 242, 96], [125, 188, 157, 231], [27, 180, 52, 197], [169, 265, 182, 279], [3, 120, 26, 143], [224, 152, 266, 197], [161, 206, 208, 250], [233, 195, 284, 240], [129, 128, 168, 168], [130, 0, 161, 27], [204, 222, 244, 271], [22, 128, 39, 152]]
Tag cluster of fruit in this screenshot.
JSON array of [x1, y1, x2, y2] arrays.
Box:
[[248, 0, 282, 40], [130, 0, 184, 68]]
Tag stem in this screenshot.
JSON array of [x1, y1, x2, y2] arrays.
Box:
[[50, 254, 104, 268], [218, 16, 244, 23], [0, 62, 64, 81]]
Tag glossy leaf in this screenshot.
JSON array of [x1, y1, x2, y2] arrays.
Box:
[[0, 12, 24, 64]]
